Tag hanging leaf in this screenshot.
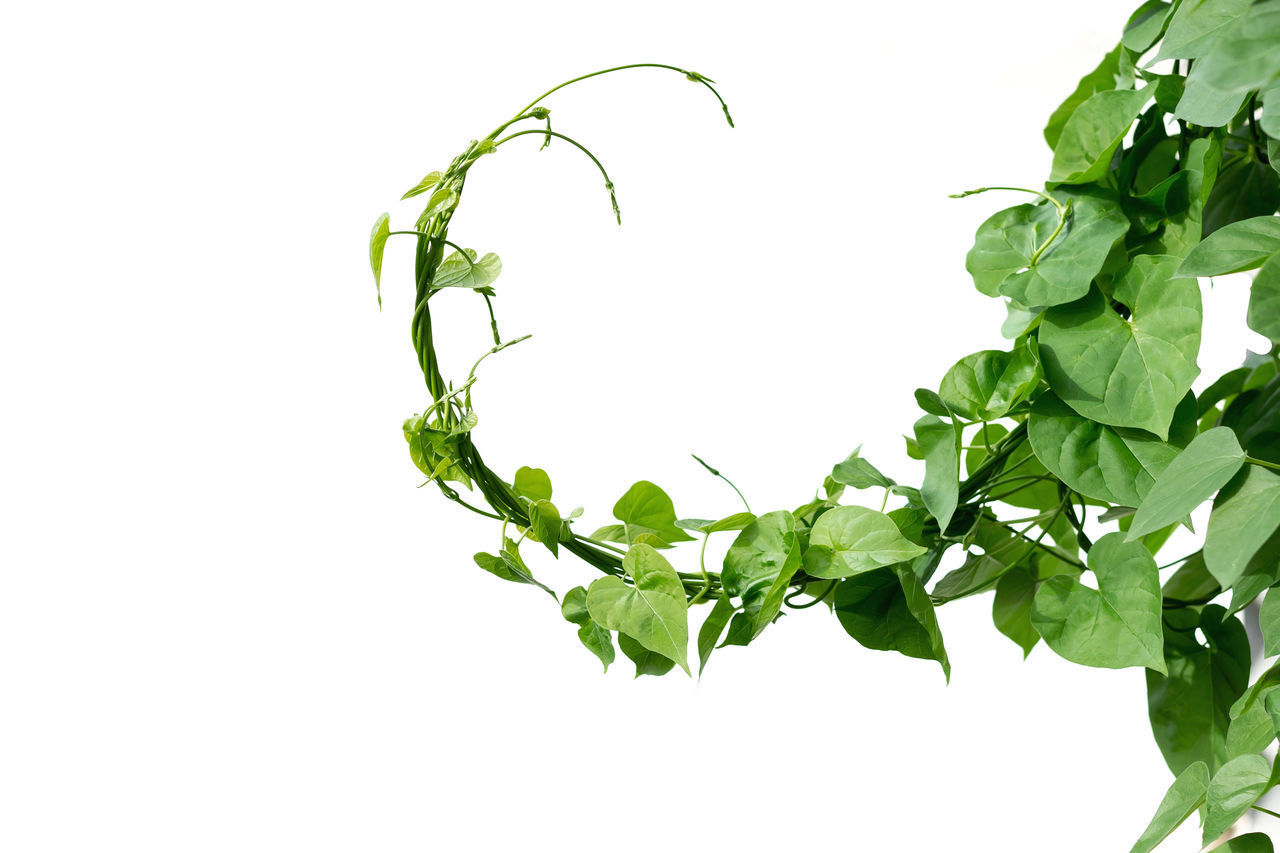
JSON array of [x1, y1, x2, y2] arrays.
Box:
[[586, 544, 690, 674]]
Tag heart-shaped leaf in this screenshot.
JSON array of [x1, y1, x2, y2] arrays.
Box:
[[1031, 532, 1165, 672], [804, 505, 927, 579], [587, 544, 690, 674], [721, 510, 802, 638], [1039, 255, 1201, 439]]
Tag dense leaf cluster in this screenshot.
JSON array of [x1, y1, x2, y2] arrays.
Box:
[[370, 6, 1280, 847]]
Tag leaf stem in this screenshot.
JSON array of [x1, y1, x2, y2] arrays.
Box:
[[495, 128, 622, 223], [691, 453, 752, 513]]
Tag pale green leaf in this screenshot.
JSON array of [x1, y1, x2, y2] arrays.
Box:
[[804, 505, 928, 579], [1176, 215, 1280, 277], [586, 544, 689, 674], [1128, 760, 1209, 853], [1204, 466, 1280, 589], [1031, 532, 1165, 672], [369, 212, 391, 305], [1128, 427, 1245, 539], [1203, 753, 1272, 844]]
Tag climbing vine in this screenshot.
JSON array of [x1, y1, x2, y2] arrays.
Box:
[[370, 4, 1280, 848]]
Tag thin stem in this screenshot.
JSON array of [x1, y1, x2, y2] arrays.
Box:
[[786, 580, 837, 610], [495, 128, 621, 223], [1253, 805, 1280, 820], [691, 453, 752, 513], [1248, 455, 1280, 472], [689, 534, 713, 606], [950, 186, 1066, 215], [510, 63, 733, 128]]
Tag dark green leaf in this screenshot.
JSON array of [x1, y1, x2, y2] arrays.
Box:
[[618, 632, 675, 678], [1147, 605, 1250, 775], [834, 566, 950, 680], [697, 594, 735, 675], [1248, 253, 1280, 345], [993, 567, 1040, 657]]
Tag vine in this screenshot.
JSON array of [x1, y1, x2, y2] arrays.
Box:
[[370, 4, 1280, 849]]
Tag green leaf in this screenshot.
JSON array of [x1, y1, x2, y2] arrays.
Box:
[[473, 543, 555, 598], [679, 512, 756, 534], [1039, 256, 1202, 439], [432, 248, 503, 290], [1248, 253, 1280, 345], [1215, 834, 1276, 853], [1205, 466, 1280, 589], [1203, 753, 1272, 844], [914, 415, 961, 532], [1263, 588, 1280, 657], [1182, 1, 1280, 96], [1152, 136, 1225, 258], [561, 586, 614, 672], [1123, 1, 1174, 53], [1049, 88, 1150, 185], [1203, 159, 1280, 238], [1176, 215, 1280, 277], [804, 506, 927, 579], [618, 632, 675, 678], [1128, 427, 1245, 539], [965, 191, 1130, 307], [1147, 605, 1251, 775], [1028, 392, 1190, 506], [831, 446, 895, 490], [1128, 760, 1210, 853], [612, 481, 695, 545], [697, 594, 735, 675], [369, 212, 391, 305], [1031, 532, 1165, 673], [1044, 45, 1130, 149], [414, 186, 458, 229], [938, 344, 1040, 421], [721, 510, 802, 638], [834, 566, 951, 680], [401, 170, 443, 200], [992, 567, 1040, 657], [586, 544, 690, 674], [513, 466, 553, 502], [1156, 0, 1253, 60], [527, 499, 561, 556]]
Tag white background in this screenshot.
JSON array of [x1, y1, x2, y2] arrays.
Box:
[[2, 1, 1272, 850]]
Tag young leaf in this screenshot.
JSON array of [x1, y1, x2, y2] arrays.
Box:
[[561, 586, 614, 672], [1038, 256, 1202, 440], [803, 506, 927, 579], [1128, 427, 1245, 539], [401, 170, 443, 200], [432, 249, 503, 289], [1031, 532, 1166, 673], [938, 344, 1040, 421], [697, 593, 735, 675], [1204, 466, 1280, 589], [913, 414, 961, 533], [1175, 215, 1280, 277], [612, 481, 696, 545], [830, 446, 895, 489], [721, 510, 802, 638], [1203, 753, 1272, 845], [586, 544, 690, 674], [415, 186, 458, 229], [369, 212, 391, 305], [528, 499, 562, 556], [834, 566, 950, 680], [513, 466, 553, 502], [1127, 760, 1210, 853]]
